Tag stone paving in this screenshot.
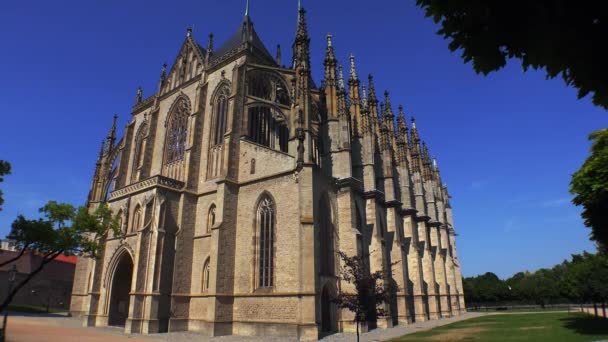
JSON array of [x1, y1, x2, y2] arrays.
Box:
[[5, 312, 489, 342]]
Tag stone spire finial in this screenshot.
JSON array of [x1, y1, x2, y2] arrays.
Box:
[[160, 63, 167, 82], [361, 85, 368, 109], [245, 0, 250, 16], [186, 26, 192, 37], [384, 91, 394, 118], [292, 6, 310, 69], [397, 105, 408, 135], [135, 86, 143, 104], [207, 33, 214, 53], [367, 74, 378, 104], [106, 114, 118, 150], [98, 140, 106, 161], [349, 54, 358, 81], [276, 44, 282, 65], [338, 64, 345, 91]]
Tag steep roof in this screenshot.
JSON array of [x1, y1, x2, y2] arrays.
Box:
[[210, 15, 274, 64]]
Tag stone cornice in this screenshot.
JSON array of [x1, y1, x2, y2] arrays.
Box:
[[109, 175, 184, 201]]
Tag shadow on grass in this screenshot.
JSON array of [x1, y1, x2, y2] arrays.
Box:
[[560, 315, 608, 336]]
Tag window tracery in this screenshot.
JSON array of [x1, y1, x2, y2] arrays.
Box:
[[247, 70, 290, 106], [247, 106, 289, 153], [211, 84, 230, 146], [164, 97, 189, 165], [256, 196, 275, 288], [202, 258, 210, 292]]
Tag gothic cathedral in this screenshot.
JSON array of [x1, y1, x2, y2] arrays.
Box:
[[70, 5, 465, 340]]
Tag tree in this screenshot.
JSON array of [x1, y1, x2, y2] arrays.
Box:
[[332, 251, 397, 342], [0, 201, 120, 313], [415, 1, 608, 109], [571, 129, 608, 253], [0, 160, 10, 211], [566, 252, 608, 311]]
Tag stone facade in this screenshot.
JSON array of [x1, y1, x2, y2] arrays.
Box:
[[70, 6, 465, 340]]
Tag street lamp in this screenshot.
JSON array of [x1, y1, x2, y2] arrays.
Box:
[[2, 265, 17, 342]]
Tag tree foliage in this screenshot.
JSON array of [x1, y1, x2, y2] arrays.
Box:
[[415, 0, 608, 109], [332, 251, 397, 342], [571, 129, 608, 253], [0, 160, 11, 211], [1, 201, 120, 312], [464, 252, 608, 307]]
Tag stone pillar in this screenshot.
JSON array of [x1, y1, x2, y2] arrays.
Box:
[[418, 220, 439, 320], [386, 206, 410, 325], [403, 215, 427, 322]]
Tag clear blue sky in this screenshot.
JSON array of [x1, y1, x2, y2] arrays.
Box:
[[0, 0, 605, 279]]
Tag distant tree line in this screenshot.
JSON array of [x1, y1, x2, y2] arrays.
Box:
[[464, 252, 608, 309]]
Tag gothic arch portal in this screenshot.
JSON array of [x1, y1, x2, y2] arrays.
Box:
[[105, 246, 134, 327]]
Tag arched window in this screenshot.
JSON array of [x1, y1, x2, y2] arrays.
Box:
[[132, 205, 142, 233], [319, 194, 335, 276], [131, 122, 147, 182], [247, 70, 290, 106], [256, 196, 275, 288], [164, 97, 190, 165], [202, 258, 210, 292], [211, 84, 230, 146], [207, 205, 216, 234], [247, 106, 289, 152]]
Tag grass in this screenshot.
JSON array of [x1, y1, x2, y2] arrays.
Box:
[[7, 304, 67, 314], [389, 313, 608, 342]]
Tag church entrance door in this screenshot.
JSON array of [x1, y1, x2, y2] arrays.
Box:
[[108, 253, 134, 327]]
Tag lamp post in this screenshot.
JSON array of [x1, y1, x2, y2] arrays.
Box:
[[2, 265, 17, 342]]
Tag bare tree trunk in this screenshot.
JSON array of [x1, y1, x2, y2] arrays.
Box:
[[0, 251, 62, 313], [0, 246, 29, 268], [356, 320, 359, 342]]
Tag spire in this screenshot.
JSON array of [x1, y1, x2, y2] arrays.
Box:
[[397, 105, 409, 137], [186, 26, 192, 37], [158, 62, 167, 93], [98, 140, 106, 161], [338, 64, 345, 91], [383, 91, 395, 134], [324, 33, 337, 84], [106, 114, 118, 150], [245, 0, 250, 16], [292, 6, 310, 69], [349, 54, 358, 81], [368, 74, 378, 105], [207, 33, 214, 53], [276, 44, 282, 65]]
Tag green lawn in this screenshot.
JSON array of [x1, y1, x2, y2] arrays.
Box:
[[389, 313, 608, 342]]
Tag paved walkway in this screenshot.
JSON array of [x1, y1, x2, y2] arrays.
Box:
[[4, 312, 489, 342]]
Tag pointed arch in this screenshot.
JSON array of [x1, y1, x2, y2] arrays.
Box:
[[206, 204, 216, 234], [254, 192, 276, 288], [131, 121, 148, 182], [131, 204, 142, 233], [163, 95, 191, 165], [210, 82, 231, 146], [202, 257, 211, 292]]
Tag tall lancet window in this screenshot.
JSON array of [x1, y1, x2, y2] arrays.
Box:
[[164, 97, 189, 165], [202, 258, 210, 292], [256, 195, 275, 288], [131, 122, 147, 182], [206, 205, 216, 234], [211, 84, 230, 146]]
